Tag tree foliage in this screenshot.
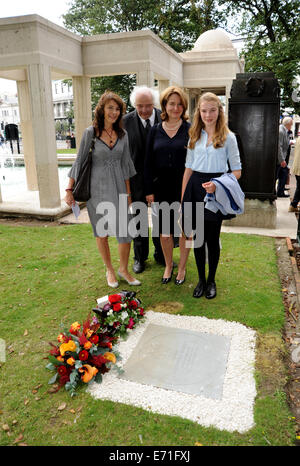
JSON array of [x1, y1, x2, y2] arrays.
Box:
[[63, 0, 300, 113], [219, 0, 300, 113], [63, 0, 226, 108]]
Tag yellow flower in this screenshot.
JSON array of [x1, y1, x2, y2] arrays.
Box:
[[104, 352, 116, 364], [56, 356, 64, 362], [67, 340, 76, 352], [84, 341, 92, 350], [59, 340, 76, 356], [57, 333, 65, 343], [78, 364, 98, 383], [70, 321, 81, 332], [67, 357, 75, 366]]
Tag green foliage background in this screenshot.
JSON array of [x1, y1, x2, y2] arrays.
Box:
[[63, 0, 300, 114]]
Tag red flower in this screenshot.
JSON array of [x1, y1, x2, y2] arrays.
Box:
[[90, 334, 99, 344], [139, 308, 145, 316], [108, 294, 122, 304], [90, 354, 107, 368], [57, 365, 68, 376], [79, 350, 89, 361], [113, 303, 122, 312], [127, 317, 135, 329], [59, 373, 71, 386], [49, 342, 60, 356], [128, 300, 138, 310], [113, 321, 120, 328], [79, 333, 88, 346]]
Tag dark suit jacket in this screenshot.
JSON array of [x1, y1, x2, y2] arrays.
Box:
[[123, 108, 161, 201]]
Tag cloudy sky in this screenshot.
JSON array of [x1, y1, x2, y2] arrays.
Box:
[[0, 1, 242, 94], [1, 0, 70, 26], [0, 0, 70, 92]]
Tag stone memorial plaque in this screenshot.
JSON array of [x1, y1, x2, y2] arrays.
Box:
[[119, 323, 231, 399]]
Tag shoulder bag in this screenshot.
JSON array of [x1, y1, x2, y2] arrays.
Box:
[[72, 130, 96, 202]]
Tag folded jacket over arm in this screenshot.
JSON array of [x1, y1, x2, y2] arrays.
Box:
[[204, 172, 245, 216]]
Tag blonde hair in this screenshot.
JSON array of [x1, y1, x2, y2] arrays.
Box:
[[160, 86, 189, 121], [188, 92, 229, 149]]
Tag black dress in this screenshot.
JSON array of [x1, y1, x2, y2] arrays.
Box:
[[144, 120, 190, 235]]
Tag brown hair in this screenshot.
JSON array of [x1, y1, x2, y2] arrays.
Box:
[[160, 86, 189, 121], [188, 92, 229, 149], [93, 90, 126, 138]]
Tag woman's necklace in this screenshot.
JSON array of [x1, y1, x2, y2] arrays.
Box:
[[164, 120, 182, 131], [103, 127, 114, 146]]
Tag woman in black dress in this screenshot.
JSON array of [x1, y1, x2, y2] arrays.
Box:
[[144, 86, 190, 284]]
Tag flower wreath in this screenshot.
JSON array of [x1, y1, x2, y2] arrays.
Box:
[[92, 290, 145, 339], [46, 291, 145, 396]]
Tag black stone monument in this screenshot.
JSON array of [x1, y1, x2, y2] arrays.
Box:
[[228, 72, 280, 201]]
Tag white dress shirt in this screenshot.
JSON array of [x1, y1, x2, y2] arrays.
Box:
[[138, 109, 155, 128]]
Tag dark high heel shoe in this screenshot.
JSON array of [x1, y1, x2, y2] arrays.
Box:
[[161, 266, 174, 284], [193, 279, 206, 298], [175, 271, 186, 285]]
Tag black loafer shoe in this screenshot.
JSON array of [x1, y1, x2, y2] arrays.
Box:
[[132, 260, 145, 274], [205, 281, 217, 299], [193, 280, 206, 298]]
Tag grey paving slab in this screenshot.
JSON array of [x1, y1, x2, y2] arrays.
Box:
[[119, 323, 231, 399]]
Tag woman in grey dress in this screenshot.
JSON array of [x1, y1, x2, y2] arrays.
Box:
[[65, 91, 141, 288]]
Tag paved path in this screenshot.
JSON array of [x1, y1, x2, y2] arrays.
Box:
[[59, 178, 299, 240]]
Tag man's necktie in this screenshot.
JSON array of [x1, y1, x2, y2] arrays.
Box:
[[145, 119, 151, 131]]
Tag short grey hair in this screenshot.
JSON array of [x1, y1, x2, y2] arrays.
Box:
[[130, 85, 160, 108], [282, 116, 293, 127]]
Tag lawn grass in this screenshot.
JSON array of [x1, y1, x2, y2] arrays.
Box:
[[56, 149, 77, 154], [0, 223, 296, 446]]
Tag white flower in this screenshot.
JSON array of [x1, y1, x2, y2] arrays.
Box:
[[121, 311, 128, 320], [107, 309, 114, 316]]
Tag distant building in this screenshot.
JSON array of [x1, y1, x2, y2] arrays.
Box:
[[0, 80, 74, 136], [0, 92, 20, 132], [52, 80, 73, 123]]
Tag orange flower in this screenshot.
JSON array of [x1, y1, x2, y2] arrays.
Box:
[[84, 341, 92, 350], [57, 333, 66, 343], [56, 356, 64, 362], [104, 352, 116, 364], [85, 328, 93, 338], [78, 364, 98, 383], [67, 357, 75, 366], [70, 322, 81, 334]]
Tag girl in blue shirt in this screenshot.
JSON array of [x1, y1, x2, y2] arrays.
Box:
[[181, 92, 242, 299]]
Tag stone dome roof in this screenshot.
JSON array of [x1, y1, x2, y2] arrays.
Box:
[[193, 29, 234, 51]]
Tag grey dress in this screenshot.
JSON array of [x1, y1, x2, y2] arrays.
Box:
[[68, 126, 136, 243]]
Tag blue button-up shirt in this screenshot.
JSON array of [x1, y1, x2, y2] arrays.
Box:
[[185, 130, 241, 173]]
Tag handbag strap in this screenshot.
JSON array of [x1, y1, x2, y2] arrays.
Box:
[[89, 128, 96, 153]]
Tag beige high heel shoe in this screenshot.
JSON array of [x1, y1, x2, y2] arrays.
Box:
[[117, 270, 141, 286], [106, 271, 119, 288]]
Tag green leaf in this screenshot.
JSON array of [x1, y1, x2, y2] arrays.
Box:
[[94, 372, 103, 384], [75, 360, 83, 370], [48, 373, 58, 384], [46, 363, 55, 371], [48, 355, 65, 366], [70, 370, 79, 384]]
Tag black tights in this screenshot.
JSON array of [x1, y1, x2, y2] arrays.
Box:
[[194, 220, 222, 284]]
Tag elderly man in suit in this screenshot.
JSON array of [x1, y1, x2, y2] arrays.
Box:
[[277, 117, 293, 197], [123, 86, 164, 273]]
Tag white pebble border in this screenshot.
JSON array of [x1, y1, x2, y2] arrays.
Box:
[[88, 311, 257, 433]]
